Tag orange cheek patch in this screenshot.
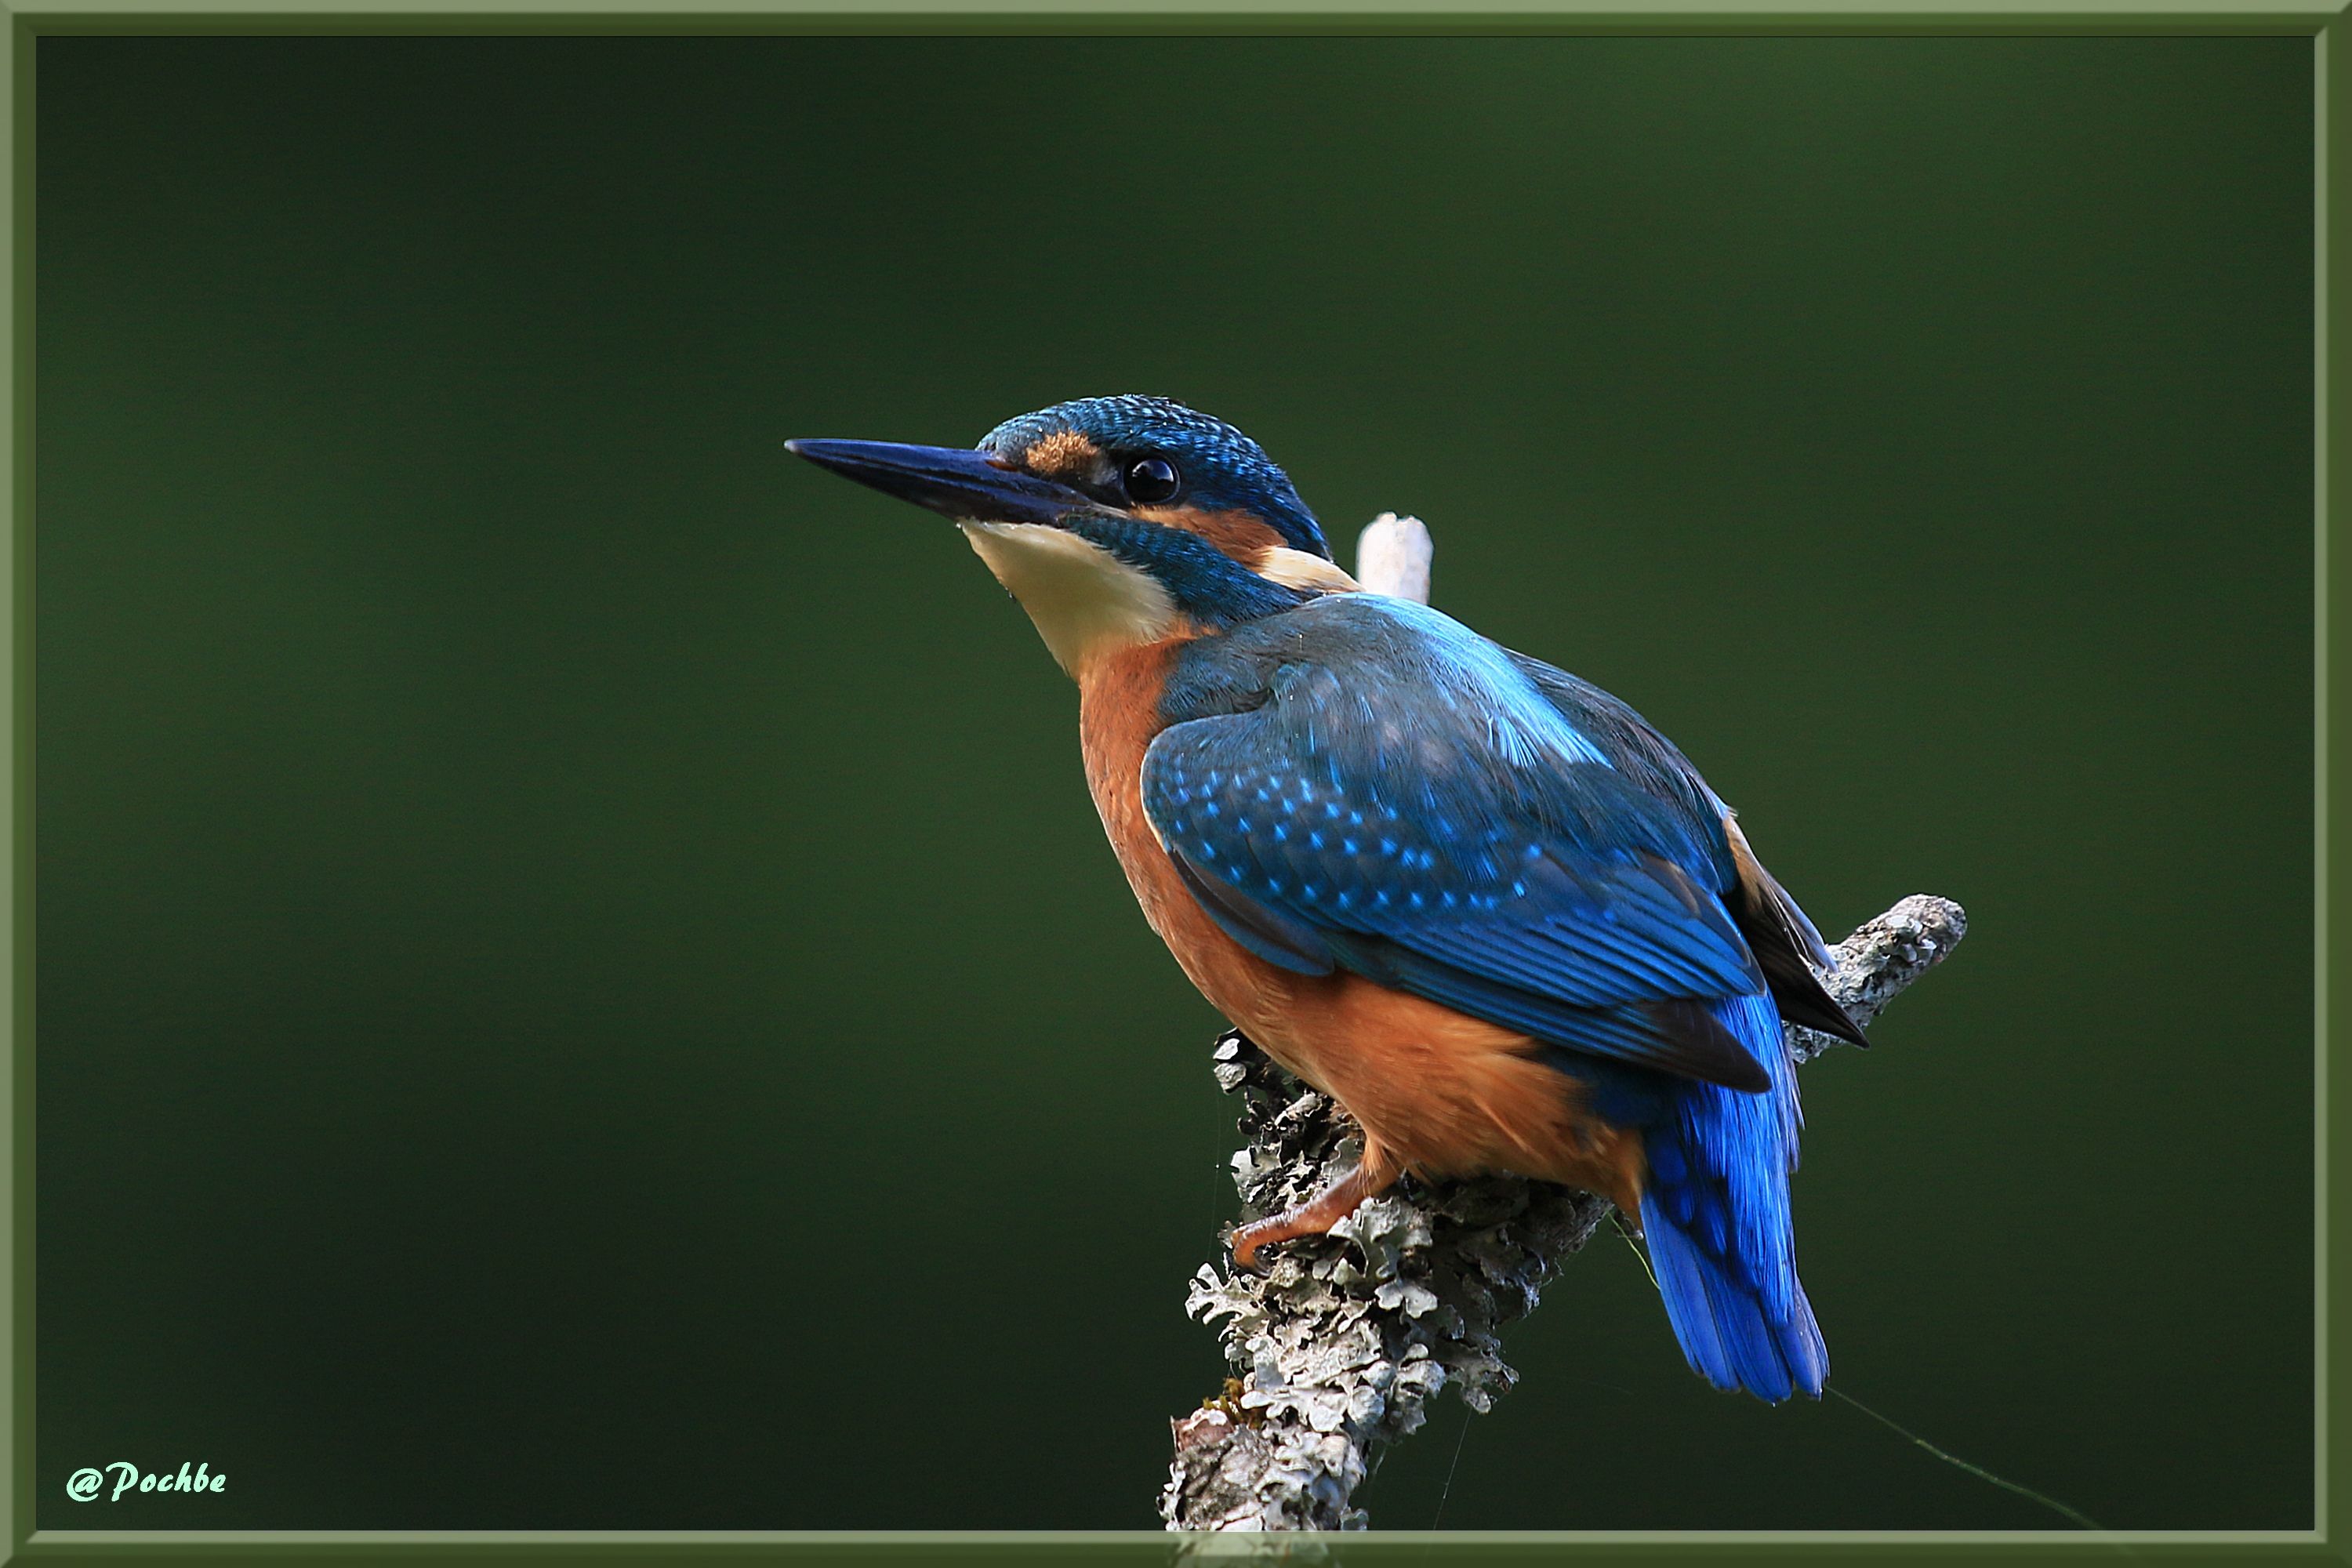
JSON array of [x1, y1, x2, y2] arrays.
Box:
[[1133, 504, 1287, 564], [1022, 430, 1105, 480]]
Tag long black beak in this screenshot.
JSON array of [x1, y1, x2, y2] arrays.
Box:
[[786, 438, 1096, 527]]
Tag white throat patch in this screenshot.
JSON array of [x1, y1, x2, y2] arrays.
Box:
[[958, 521, 1179, 677]]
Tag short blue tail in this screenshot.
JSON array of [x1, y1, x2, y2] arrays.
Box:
[[1636, 991, 1828, 1403]]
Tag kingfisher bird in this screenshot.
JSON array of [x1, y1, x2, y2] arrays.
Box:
[[788, 396, 1867, 1403]]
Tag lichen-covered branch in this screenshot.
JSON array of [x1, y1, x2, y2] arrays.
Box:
[[1159, 900, 1965, 1535]]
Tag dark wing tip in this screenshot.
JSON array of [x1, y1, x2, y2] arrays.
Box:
[[1759, 948, 1871, 1048], [1719, 818, 1870, 1051], [1640, 999, 1774, 1093]]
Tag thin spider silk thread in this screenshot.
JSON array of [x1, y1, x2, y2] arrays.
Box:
[[1616, 1229, 2121, 1542]]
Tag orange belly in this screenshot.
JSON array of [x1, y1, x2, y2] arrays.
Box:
[[1077, 641, 1647, 1211]]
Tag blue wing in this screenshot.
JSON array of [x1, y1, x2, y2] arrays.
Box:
[[1501, 648, 1865, 1047], [1144, 595, 1778, 1091]]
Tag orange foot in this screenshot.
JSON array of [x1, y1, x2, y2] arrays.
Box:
[[1229, 1152, 1400, 1269]]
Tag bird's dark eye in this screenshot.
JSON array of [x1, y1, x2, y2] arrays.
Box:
[[1126, 456, 1181, 506]]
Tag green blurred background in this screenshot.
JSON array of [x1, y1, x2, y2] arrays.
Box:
[[37, 34, 2311, 1532]]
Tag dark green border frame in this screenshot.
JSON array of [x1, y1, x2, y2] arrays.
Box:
[[2, 8, 2336, 1564]]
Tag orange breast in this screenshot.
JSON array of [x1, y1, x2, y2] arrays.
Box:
[[1076, 640, 1647, 1210]]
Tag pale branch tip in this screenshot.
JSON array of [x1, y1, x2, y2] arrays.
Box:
[[1353, 513, 1433, 604]]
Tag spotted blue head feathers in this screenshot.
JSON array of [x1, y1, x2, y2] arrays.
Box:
[[978, 394, 1330, 561]]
